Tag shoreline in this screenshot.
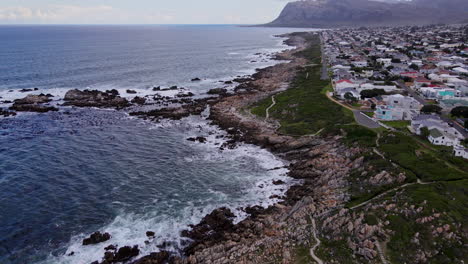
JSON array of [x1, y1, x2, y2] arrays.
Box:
[[3, 31, 350, 264], [127, 31, 358, 264]]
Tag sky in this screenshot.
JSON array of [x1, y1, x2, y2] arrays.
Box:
[[0, 0, 292, 25]]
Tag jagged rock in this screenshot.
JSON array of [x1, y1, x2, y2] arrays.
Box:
[[63, 89, 129, 109], [131, 96, 147, 105], [132, 251, 171, 264], [102, 245, 139, 263], [176, 92, 194, 98], [82, 232, 111, 245], [207, 88, 227, 95], [187, 137, 207, 143], [0, 109, 17, 117], [191, 78, 201, 82], [127, 89, 137, 94], [181, 208, 235, 255], [146, 231, 155, 237], [13, 94, 51, 105]]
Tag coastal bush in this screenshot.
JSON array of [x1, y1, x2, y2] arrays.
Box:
[[251, 35, 354, 136], [378, 132, 468, 181]]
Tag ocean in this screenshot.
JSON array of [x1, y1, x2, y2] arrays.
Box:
[[0, 25, 309, 264]]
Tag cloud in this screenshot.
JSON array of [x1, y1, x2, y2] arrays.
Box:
[[0, 5, 128, 24]]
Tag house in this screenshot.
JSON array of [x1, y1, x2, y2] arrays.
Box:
[[454, 145, 468, 159], [377, 58, 392, 67], [428, 128, 460, 147], [334, 79, 357, 90], [358, 83, 399, 93], [411, 115, 463, 143], [414, 77, 432, 89], [408, 60, 423, 66], [375, 94, 422, 120], [420, 87, 458, 99], [400, 71, 421, 79], [353, 60, 368, 67]]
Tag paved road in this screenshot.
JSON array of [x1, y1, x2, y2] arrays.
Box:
[[326, 92, 381, 128], [320, 37, 329, 81], [353, 110, 381, 129], [396, 80, 427, 105]]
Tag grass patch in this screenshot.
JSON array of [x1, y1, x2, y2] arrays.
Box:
[[386, 180, 468, 263], [381, 120, 410, 131], [250, 97, 271, 118], [294, 245, 313, 264], [378, 132, 468, 181], [251, 34, 354, 136], [316, 239, 358, 264]]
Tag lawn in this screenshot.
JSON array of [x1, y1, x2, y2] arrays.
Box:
[[381, 120, 410, 130]]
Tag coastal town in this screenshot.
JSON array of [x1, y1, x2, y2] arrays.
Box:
[[322, 24, 468, 159]]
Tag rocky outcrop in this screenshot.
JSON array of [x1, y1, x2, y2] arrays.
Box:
[[82, 232, 111, 245], [9, 94, 58, 113], [266, 0, 468, 27], [63, 89, 129, 109], [0, 108, 17, 117], [207, 88, 227, 95]]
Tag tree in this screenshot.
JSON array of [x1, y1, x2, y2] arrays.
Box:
[[344, 92, 357, 103], [465, 120, 468, 129], [450, 106, 468, 118], [360, 89, 386, 99], [420, 127, 430, 138], [409, 64, 419, 70], [421, 105, 442, 114], [391, 58, 401, 63]]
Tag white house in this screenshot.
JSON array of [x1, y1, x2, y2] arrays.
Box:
[[411, 115, 463, 146], [377, 58, 392, 67], [375, 94, 422, 120], [358, 83, 399, 93], [454, 145, 468, 159], [334, 79, 357, 90], [428, 128, 460, 147], [353, 61, 368, 67]]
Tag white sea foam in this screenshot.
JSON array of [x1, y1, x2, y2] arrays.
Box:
[[46, 112, 293, 264]]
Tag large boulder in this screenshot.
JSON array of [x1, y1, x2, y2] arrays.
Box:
[[9, 95, 58, 113], [207, 88, 228, 95], [63, 89, 129, 109], [82, 232, 111, 245], [13, 94, 51, 105], [181, 207, 235, 255]]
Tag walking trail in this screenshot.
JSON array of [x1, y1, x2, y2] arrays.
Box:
[[309, 218, 324, 264], [265, 95, 276, 120]]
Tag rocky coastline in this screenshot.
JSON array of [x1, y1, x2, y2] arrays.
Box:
[[122, 32, 360, 264], [1, 32, 370, 263]]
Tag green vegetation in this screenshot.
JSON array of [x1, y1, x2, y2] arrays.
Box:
[[385, 180, 468, 263], [360, 88, 386, 99], [250, 97, 271, 118], [381, 120, 410, 131], [450, 106, 468, 118], [250, 34, 354, 135], [378, 132, 468, 181], [293, 246, 313, 264], [316, 239, 357, 264], [421, 104, 442, 114]]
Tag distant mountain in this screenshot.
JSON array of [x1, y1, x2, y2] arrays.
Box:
[[266, 0, 468, 27]]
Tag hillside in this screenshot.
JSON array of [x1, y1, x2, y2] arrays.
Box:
[[266, 0, 468, 27]]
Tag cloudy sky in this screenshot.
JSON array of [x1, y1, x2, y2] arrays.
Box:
[[0, 0, 292, 24]]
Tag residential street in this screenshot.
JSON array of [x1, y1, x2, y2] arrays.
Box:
[[396, 80, 427, 105]]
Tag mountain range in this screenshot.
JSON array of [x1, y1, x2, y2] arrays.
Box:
[[266, 0, 468, 27]]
